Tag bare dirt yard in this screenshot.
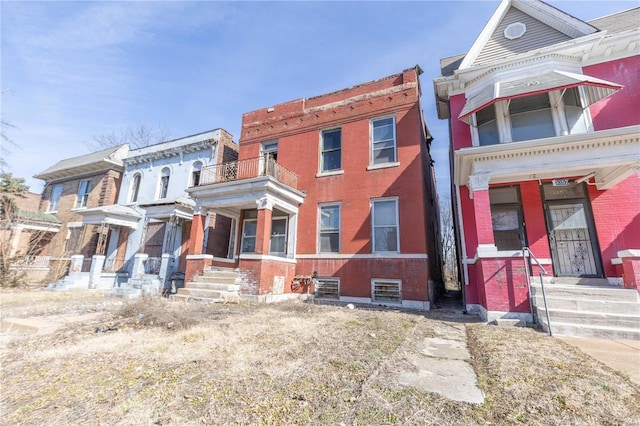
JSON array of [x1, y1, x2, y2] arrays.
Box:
[[1, 289, 639, 425]]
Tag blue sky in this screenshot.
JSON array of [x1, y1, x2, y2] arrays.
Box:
[[1, 0, 636, 196]]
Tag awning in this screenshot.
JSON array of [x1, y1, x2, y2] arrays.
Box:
[[77, 204, 142, 229], [458, 70, 623, 124]]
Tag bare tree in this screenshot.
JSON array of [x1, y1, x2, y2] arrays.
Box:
[[1, 90, 18, 172], [89, 123, 173, 150], [440, 196, 459, 291]]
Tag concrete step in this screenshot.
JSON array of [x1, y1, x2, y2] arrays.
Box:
[[192, 274, 238, 285], [171, 294, 226, 303], [539, 320, 640, 341], [184, 281, 240, 291], [175, 287, 229, 299], [105, 287, 143, 299], [532, 295, 640, 316], [530, 284, 639, 302], [538, 277, 612, 286], [536, 307, 640, 328]]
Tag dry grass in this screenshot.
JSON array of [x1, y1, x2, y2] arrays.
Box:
[[1, 289, 638, 425]]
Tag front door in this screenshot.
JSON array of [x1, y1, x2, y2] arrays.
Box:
[[542, 183, 602, 277]]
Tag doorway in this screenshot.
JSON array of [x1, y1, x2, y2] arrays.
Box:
[[542, 183, 602, 277]]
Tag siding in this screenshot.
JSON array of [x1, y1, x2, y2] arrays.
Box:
[[473, 7, 572, 66]]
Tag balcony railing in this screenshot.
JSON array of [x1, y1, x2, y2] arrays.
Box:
[[200, 157, 298, 190], [11, 256, 51, 269]]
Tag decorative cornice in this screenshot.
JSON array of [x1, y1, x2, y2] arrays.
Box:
[[126, 139, 214, 166]]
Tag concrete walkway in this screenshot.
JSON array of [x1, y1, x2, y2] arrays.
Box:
[[559, 336, 640, 385]]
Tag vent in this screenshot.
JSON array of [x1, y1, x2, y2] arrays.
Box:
[[315, 278, 339, 299], [504, 22, 527, 40], [372, 280, 402, 304]]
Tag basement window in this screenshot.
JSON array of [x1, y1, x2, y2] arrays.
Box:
[[315, 278, 340, 299], [371, 279, 402, 304]]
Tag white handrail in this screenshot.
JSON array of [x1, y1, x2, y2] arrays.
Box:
[[523, 247, 552, 336]]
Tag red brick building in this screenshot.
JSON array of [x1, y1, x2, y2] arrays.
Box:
[[434, 0, 640, 322], [186, 67, 442, 308]]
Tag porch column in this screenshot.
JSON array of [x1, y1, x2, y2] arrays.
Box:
[[255, 197, 274, 255], [69, 255, 84, 274], [188, 212, 206, 255], [89, 255, 106, 289], [468, 173, 496, 248]]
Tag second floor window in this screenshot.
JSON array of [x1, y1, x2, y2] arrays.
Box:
[[371, 117, 396, 165], [48, 184, 63, 212], [191, 162, 203, 187], [509, 93, 555, 142], [320, 129, 341, 172], [130, 173, 141, 203], [158, 168, 170, 199], [76, 180, 91, 208]]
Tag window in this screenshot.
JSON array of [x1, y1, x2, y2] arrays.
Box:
[[509, 93, 555, 142], [319, 204, 340, 253], [240, 210, 258, 253], [320, 129, 341, 172], [372, 199, 399, 253], [158, 167, 170, 199], [371, 117, 396, 165], [477, 106, 499, 146], [261, 140, 278, 176], [76, 180, 92, 208], [191, 162, 203, 187], [269, 217, 287, 256], [489, 186, 526, 250], [563, 87, 588, 135], [65, 226, 82, 254], [129, 173, 141, 203], [48, 184, 63, 212]]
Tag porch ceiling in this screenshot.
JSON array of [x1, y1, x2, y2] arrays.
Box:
[[186, 176, 305, 217], [455, 125, 640, 190]]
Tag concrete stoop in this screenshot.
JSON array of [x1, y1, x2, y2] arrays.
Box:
[[172, 267, 240, 303], [531, 279, 640, 340], [105, 274, 161, 298], [47, 273, 90, 290]]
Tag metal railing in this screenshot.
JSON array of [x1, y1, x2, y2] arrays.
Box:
[[523, 247, 552, 336], [144, 256, 162, 275], [11, 256, 51, 268], [200, 157, 299, 189]]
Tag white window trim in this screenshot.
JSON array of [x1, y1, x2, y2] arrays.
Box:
[[240, 218, 257, 254], [190, 161, 203, 187], [157, 167, 171, 199], [47, 184, 63, 213], [269, 215, 288, 256], [370, 115, 397, 167], [371, 197, 400, 254], [470, 88, 594, 147], [129, 173, 141, 203], [318, 202, 341, 254], [75, 179, 92, 209], [319, 127, 342, 174]]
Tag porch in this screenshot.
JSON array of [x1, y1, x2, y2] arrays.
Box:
[[185, 157, 305, 300]]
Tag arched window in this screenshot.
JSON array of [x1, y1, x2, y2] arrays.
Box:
[[191, 161, 203, 187], [158, 167, 170, 199], [130, 173, 141, 203]]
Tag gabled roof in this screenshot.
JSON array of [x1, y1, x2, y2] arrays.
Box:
[[589, 7, 640, 33], [33, 144, 129, 182], [459, 0, 598, 70]]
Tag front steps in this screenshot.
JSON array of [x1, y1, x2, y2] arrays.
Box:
[[530, 278, 640, 340], [172, 268, 240, 303]]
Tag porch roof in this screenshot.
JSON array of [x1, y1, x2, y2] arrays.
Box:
[[138, 197, 195, 220], [455, 125, 640, 191], [76, 204, 142, 228], [186, 175, 305, 218]]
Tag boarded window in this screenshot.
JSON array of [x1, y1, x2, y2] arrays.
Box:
[[315, 278, 340, 299], [372, 280, 402, 304]]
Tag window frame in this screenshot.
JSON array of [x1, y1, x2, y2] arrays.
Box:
[[370, 115, 397, 167], [75, 179, 92, 208], [319, 127, 342, 173], [269, 215, 288, 256], [371, 197, 400, 254], [371, 278, 402, 304], [47, 184, 63, 212], [240, 218, 257, 254], [157, 167, 170, 199], [129, 173, 141, 203], [315, 277, 340, 299], [489, 186, 526, 251], [318, 203, 341, 253], [190, 161, 203, 187]]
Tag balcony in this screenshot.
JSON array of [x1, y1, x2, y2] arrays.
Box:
[[199, 157, 298, 190]]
